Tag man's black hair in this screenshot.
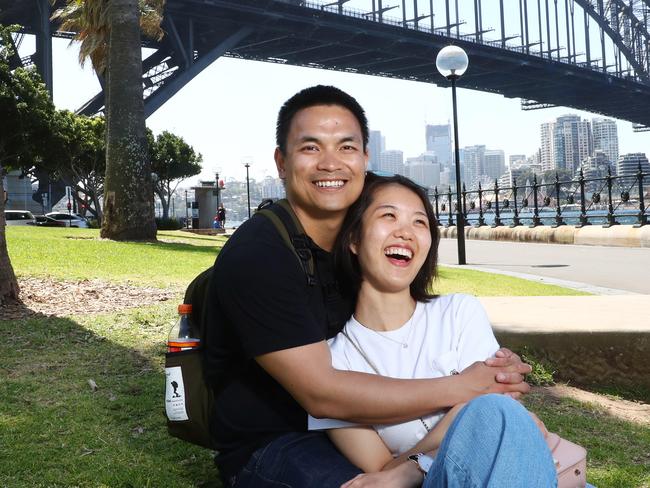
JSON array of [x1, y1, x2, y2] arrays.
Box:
[[276, 85, 369, 154], [334, 172, 440, 302]]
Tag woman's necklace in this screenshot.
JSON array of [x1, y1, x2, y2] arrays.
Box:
[[341, 322, 432, 433], [360, 307, 416, 349]]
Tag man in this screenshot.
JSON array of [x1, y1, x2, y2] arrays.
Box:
[[203, 86, 532, 487], [217, 204, 226, 229]]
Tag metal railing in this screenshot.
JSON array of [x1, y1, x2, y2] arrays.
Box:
[[431, 164, 649, 228]]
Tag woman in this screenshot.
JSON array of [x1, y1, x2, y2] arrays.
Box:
[[309, 173, 558, 487]]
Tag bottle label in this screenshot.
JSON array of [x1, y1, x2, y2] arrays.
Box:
[[165, 366, 189, 421]]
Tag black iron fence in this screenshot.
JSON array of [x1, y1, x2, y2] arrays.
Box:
[[431, 165, 649, 228]]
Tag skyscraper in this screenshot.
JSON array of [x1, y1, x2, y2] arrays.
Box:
[[405, 153, 440, 189], [461, 145, 486, 187], [592, 118, 619, 164], [541, 115, 593, 173], [379, 150, 404, 175], [425, 124, 452, 168], [368, 130, 385, 171], [484, 150, 506, 181]]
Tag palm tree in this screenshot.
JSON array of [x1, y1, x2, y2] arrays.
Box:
[[53, 0, 164, 240]]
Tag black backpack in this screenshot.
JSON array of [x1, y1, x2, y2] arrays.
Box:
[[164, 199, 315, 449]]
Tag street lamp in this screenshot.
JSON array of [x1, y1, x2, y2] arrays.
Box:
[[436, 45, 469, 265], [244, 162, 251, 219]]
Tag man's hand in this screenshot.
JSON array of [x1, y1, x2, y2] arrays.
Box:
[[459, 361, 530, 397]]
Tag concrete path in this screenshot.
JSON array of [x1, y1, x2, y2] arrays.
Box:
[[438, 238, 650, 294]]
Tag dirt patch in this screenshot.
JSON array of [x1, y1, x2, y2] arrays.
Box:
[[0, 277, 180, 321], [534, 384, 650, 426]]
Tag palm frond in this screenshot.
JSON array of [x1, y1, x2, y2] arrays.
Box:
[[52, 0, 165, 74]]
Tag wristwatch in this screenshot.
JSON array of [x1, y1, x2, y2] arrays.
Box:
[[408, 452, 435, 475]]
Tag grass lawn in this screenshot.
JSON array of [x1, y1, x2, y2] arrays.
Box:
[[2, 226, 646, 487], [6, 227, 587, 296]]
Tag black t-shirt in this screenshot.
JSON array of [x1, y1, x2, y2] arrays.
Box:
[[203, 210, 353, 480]]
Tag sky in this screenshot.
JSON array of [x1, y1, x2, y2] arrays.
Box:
[[21, 27, 650, 184]]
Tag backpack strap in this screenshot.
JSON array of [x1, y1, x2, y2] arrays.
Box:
[[256, 199, 316, 286]]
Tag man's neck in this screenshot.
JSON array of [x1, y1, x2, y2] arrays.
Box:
[[288, 203, 345, 252]]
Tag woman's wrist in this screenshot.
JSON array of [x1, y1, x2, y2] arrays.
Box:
[[400, 457, 426, 487]]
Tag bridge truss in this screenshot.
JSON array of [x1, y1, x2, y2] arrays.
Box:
[[1, 0, 650, 125]]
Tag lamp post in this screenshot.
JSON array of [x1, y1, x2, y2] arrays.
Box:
[[436, 45, 469, 265], [244, 162, 251, 219], [215, 171, 221, 209], [184, 190, 189, 229]]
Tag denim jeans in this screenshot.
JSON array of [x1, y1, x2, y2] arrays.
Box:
[[425, 394, 558, 487], [232, 394, 564, 488], [230, 431, 362, 487]]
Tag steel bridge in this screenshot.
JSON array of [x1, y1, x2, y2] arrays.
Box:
[[2, 0, 650, 127]]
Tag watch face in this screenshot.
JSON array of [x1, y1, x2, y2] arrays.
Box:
[[418, 454, 434, 473]]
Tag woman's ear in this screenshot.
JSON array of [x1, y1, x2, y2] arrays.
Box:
[[350, 241, 358, 255]]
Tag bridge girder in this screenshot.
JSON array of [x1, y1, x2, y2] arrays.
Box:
[[3, 0, 650, 126]]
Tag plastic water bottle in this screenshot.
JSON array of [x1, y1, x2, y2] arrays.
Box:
[[167, 304, 200, 353]]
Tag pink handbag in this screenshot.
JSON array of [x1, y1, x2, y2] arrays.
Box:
[[546, 432, 587, 488]]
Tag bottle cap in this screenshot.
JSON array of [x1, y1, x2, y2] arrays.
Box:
[[178, 303, 193, 314]]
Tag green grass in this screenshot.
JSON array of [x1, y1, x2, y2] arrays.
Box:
[[0, 304, 219, 488], [6, 226, 587, 296], [7, 227, 227, 288], [524, 391, 650, 488], [6, 226, 644, 487]]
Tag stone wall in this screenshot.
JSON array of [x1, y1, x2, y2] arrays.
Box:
[[439, 224, 650, 248]]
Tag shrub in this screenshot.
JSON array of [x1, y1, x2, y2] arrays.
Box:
[[155, 217, 182, 230]]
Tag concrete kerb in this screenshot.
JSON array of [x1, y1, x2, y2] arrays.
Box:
[[439, 224, 650, 248]]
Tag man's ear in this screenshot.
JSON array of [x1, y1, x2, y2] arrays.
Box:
[[274, 147, 286, 179]]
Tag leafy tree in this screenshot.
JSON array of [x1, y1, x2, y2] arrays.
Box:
[[149, 131, 202, 220], [53, 0, 164, 240], [0, 26, 58, 303], [47, 111, 106, 221]]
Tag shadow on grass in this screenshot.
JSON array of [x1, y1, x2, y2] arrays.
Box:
[[524, 388, 650, 488], [0, 302, 221, 488], [126, 239, 225, 255]]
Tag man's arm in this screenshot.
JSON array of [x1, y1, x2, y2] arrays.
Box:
[[256, 341, 529, 424]]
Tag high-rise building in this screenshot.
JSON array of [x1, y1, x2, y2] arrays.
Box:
[[508, 154, 527, 169], [540, 122, 555, 172], [617, 153, 650, 189], [484, 149, 506, 181], [592, 118, 619, 164], [405, 153, 440, 189], [425, 124, 452, 168], [541, 115, 593, 173], [461, 145, 486, 188], [379, 150, 404, 175], [368, 130, 385, 171]]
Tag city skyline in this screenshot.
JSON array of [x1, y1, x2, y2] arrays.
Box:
[[22, 36, 650, 184]]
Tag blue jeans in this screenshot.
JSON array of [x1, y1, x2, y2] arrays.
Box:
[[230, 431, 362, 487], [232, 395, 561, 488], [425, 394, 558, 487]]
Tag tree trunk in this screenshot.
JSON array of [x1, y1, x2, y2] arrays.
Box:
[[154, 186, 169, 220], [101, 0, 156, 241], [0, 167, 20, 304]]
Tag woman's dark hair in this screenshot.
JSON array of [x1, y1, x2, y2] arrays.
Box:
[[276, 85, 369, 154], [334, 172, 440, 302]]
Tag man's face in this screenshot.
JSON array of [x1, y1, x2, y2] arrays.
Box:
[[275, 104, 368, 218]]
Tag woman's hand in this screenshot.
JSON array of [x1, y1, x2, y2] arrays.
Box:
[[340, 461, 423, 488]]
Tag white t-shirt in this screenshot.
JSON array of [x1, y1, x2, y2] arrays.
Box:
[[308, 294, 500, 456]]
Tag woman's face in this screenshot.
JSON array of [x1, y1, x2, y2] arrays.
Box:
[[352, 183, 432, 295]]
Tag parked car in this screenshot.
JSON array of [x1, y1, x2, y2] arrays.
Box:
[[34, 215, 67, 227], [4, 210, 36, 226], [45, 212, 90, 228]]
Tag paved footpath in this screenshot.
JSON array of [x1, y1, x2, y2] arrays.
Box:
[[437, 238, 650, 294]]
